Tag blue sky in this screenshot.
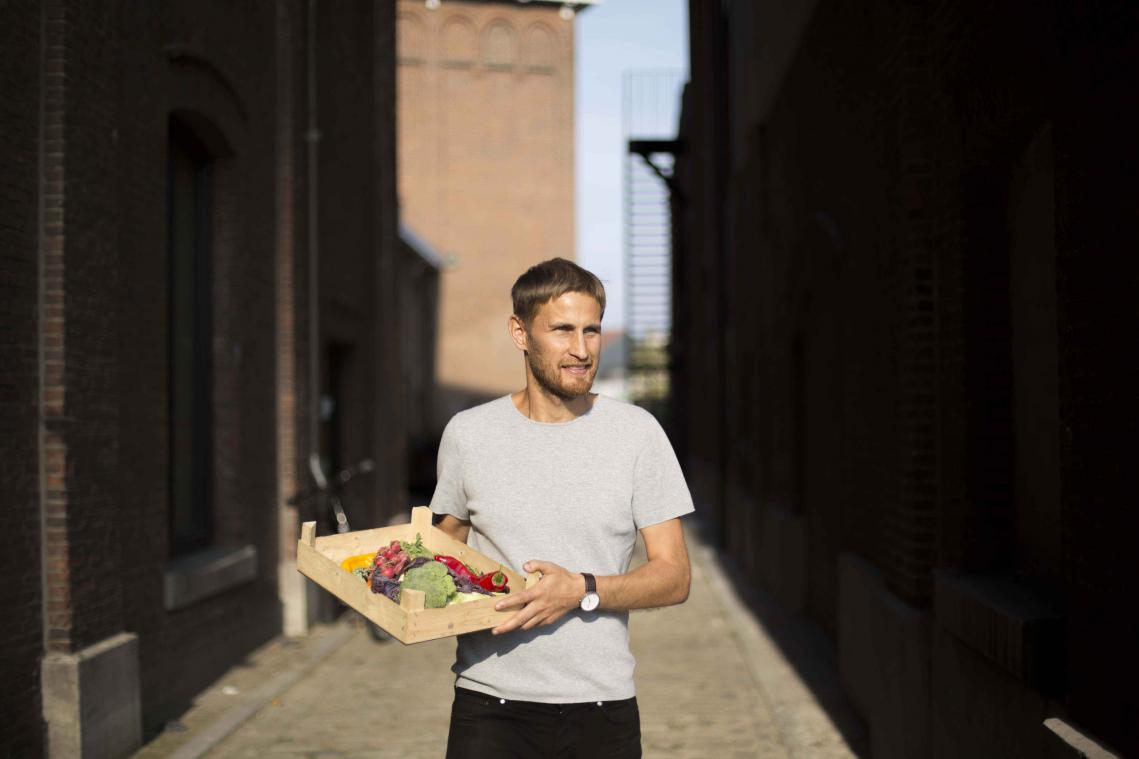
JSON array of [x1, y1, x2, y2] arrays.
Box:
[[574, 0, 689, 331]]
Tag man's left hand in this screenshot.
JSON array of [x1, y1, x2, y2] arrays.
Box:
[[492, 560, 585, 635]]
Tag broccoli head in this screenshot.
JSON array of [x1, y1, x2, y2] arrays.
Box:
[[401, 561, 457, 608]]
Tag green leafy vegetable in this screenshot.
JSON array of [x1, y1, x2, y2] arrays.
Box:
[[403, 533, 435, 561]]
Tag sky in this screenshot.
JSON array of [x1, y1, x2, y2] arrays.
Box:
[[574, 0, 689, 332]]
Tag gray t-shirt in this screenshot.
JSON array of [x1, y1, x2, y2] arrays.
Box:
[[429, 394, 694, 703]]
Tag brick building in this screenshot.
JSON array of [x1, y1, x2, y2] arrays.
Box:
[[0, 1, 410, 756], [673, 1, 1138, 756], [396, 0, 586, 424]]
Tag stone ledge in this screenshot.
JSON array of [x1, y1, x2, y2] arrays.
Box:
[[165, 545, 258, 611], [933, 570, 1062, 692]]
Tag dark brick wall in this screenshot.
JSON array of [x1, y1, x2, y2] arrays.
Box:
[[680, 0, 1075, 604], [755, 0, 905, 624], [280, 0, 312, 570], [1054, 3, 1139, 751], [680, 0, 907, 628], [1, 0, 403, 749], [0, 2, 45, 754], [678, 0, 1139, 752], [45, 0, 125, 656], [372, 0, 408, 523], [111, 0, 286, 732], [673, 0, 728, 548], [317, 0, 382, 529], [112, 4, 170, 704], [936, 2, 1058, 577]]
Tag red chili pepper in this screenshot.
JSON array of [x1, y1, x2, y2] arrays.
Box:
[[433, 555, 478, 583], [475, 570, 509, 592]]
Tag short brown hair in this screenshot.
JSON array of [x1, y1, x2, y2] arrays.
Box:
[[511, 257, 606, 326]]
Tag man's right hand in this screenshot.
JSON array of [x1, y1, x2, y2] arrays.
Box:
[[490, 560, 585, 635]]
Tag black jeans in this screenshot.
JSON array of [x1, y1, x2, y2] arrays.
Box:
[[445, 686, 642, 759]]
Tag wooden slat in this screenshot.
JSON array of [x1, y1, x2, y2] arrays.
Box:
[[400, 588, 426, 612]]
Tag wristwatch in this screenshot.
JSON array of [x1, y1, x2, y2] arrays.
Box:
[[579, 572, 600, 612]]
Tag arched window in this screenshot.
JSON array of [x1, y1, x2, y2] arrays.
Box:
[[441, 16, 477, 67], [482, 20, 518, 70], [398, 12, 427, 65], [167, 115, 215, 556], [522, 23, 557, 74]]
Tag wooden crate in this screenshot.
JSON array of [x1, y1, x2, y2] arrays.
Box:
[[296, 506, 538, 644]]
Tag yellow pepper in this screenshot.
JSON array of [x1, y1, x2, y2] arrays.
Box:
[[339, 553, 374, 573]]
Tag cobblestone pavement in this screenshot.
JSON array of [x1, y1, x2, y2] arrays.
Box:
[[134, 527, 864, 758]]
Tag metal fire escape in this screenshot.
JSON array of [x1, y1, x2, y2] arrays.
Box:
[[623, 70, 685, 418]]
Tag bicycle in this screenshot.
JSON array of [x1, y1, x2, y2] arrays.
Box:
[[287, 456, 375, 535], [287, 455, 392, 641]]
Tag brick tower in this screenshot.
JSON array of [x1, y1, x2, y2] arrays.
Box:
[[397, 0, 586, 422]]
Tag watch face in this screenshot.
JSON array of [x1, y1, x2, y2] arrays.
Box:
[[580, 592, 600, 612]]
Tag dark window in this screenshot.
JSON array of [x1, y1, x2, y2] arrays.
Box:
[[1009, 123, 1061, 585], [167, 117, 215, 556]]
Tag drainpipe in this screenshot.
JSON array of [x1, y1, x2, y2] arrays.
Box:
[[305, 0, 325, 491]]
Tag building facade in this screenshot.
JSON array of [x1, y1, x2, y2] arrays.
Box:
[[0, 1, 407, 756], [674, 1, 1138, 756], [396, 0, 579, 423]]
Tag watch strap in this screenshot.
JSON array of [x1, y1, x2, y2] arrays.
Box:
[[582, 572, 597, 595]]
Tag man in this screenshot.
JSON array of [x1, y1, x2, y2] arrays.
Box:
[[431, 257, 694, 758]]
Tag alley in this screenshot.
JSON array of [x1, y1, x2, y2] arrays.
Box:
[[132, 528, 863, 759]]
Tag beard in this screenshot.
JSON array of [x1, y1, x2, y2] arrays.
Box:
[[527, 348, 597, 401]]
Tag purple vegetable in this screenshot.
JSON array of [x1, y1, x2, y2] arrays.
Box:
[[369, 556, 435, 602], [370, 571, 401, 602], [444, 565, 492, 596]]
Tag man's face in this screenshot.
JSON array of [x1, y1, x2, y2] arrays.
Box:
[[519, 292, 603, 401]]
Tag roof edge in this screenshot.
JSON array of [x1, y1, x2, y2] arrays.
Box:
[[399, 223, 445, 270]]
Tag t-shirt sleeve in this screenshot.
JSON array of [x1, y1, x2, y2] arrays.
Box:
[[631, 417, 695, 529], [429, 418, 469, 520]]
